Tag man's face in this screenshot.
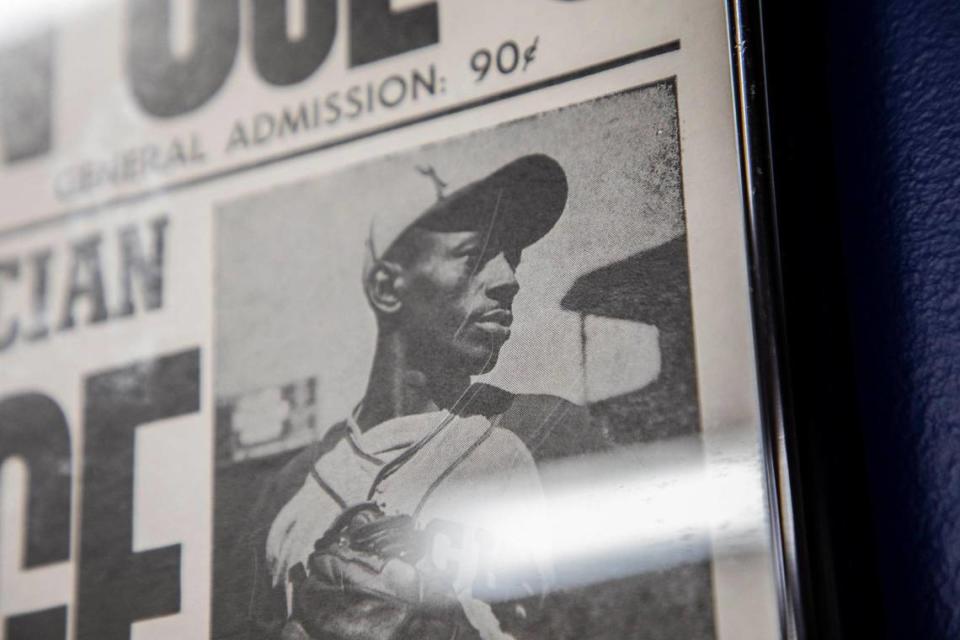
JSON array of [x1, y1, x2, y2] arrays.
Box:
[[397, 227, 521, 376]]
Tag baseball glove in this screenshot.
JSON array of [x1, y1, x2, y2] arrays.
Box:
[[280, 503, 481, 640]]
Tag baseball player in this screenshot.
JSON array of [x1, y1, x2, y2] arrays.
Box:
[[232, 155, 602, 640]]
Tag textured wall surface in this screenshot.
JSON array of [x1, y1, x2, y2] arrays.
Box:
[[828, 0, 960, 637]]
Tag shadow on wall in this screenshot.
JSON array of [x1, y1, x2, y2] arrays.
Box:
[[562, 235, 699, 445]]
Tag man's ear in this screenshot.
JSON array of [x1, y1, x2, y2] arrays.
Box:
[[365, 260, 405, 316]]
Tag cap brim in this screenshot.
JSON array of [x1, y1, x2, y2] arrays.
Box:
[[415, 154, 568, 250]]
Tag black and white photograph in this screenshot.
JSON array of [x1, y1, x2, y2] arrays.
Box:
[[212, 80, 715, 640], [0, 2, 817, 639]]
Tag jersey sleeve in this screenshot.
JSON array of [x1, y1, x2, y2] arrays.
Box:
[[503, 393, 611, 462], [212, 469, 290, 640], [211, 442, 325, 640], [481, 428, 556, 593]]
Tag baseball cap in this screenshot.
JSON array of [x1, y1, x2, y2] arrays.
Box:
[[364, 153, 568, 280]]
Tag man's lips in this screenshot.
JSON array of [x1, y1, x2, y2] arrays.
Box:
[[475, 309, 513, 327], [472, 309, 513, 340]]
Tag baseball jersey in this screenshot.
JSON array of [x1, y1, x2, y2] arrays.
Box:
[[216, 385, 603, 640], [265, 403, 548, 640]]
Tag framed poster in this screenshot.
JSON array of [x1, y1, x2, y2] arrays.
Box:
[[0, 1, 798, 638]]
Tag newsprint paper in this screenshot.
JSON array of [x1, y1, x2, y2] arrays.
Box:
[[0, 2, 783, 639]]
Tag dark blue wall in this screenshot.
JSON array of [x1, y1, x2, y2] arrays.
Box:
[[829, 1, 960, 637]]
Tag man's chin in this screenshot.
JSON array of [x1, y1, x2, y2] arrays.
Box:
[[476, 354, 500, 375], [453, 345, 502, 376]]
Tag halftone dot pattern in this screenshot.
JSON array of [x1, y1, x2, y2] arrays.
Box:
[[216, 80, 686, 434]]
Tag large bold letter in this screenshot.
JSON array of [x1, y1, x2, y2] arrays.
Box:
[[0, 30, 54, 163], [253, 0, 337, 85], [0, 393, 72, 568], [76, 349, 201, 640], [349, 0, 438, 67], [6, 607, 67, 640], [128, 0, 239, 117], [0, 393, 72, 640]]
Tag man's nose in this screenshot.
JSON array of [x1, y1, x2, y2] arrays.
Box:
[[484, 252, 520, 303]]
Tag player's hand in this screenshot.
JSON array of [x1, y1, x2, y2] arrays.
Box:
[[284, 503, 481, 640]]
